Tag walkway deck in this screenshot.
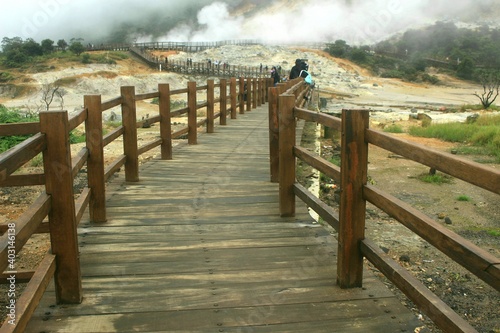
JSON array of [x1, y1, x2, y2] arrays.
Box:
[[26, 105, 422, 332]]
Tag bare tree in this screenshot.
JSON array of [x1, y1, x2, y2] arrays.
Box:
[[40, 82, 61, 111], [473, 70, 500, 109]]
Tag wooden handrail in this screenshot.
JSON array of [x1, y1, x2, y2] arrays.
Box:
[[276, 86, 498, 332], [366, 129, 500, 194]]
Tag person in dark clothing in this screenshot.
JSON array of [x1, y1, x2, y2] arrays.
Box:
[[289, 59, 302, 80], [271, 66, 280, 86]]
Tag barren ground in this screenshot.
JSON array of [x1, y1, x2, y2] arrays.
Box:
[[1, 48, 499, 332]]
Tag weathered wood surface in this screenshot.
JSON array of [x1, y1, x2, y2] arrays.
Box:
[[26, 104, 422, 332]]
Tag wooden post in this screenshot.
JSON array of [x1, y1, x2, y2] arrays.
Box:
[[121, 86, 139, 182], [239, 77, 245, 114], [188, 81, 197, 144], [40, 110, 82, 304], [268, 87, 279, 183], [159, 83, 172, 160], [278, 94, 296, 217], [220, 79, 227, 125], [337, 109, 369, 288], [246, 78, 252, 111], [230, 77, 237, 119], [207, 79, 215, 132], [256, 78, 262, 107], [84, 95, 106, 223], [252, 78, 258, 109]]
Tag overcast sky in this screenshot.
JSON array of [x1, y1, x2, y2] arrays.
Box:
[[0, 0, 497, 45]]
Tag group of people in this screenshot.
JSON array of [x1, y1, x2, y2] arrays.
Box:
[[269, 58, 313, 87]]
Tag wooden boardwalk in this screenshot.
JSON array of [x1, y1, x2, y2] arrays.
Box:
[[26, 105, 422, 332]]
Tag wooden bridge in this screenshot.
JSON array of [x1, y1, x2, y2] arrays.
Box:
[[0, 76, 498, 333]]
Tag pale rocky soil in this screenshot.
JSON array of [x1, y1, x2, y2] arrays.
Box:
[[1, 46, 498, 332]]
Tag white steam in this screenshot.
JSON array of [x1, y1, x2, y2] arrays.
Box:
[[1, 0, 498, 45]]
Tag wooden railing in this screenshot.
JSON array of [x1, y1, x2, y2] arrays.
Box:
[[0, 76, 272, 332], [272, 85, 499, 333]]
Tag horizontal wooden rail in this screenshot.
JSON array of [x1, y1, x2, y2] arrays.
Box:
[[293, 146, 341, 183], [0, 193, 50, 273], [360, 239, 478, 333], [171, 88, 188, 95], [103, 126, 124, 147], [138, 138, 162, 156], [366, 129, 500, 194], [0, 122, 40, 136], [0, 133, 45, 182], [135, 92, 159, 101], [71, 147, 89, 179], [68, 108, 87, 131], [0, 254, 56, 333], [0, 173, 45, 187], [101, 96, 123, 111], [104, 155, 126, 181], [295, 108, 342, 131], [75, 187, 91, 224], [293, 183, 339, 230], [364, 185, 500, 291]]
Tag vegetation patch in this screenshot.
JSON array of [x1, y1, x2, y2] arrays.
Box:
[[383, 124, 404, 133], [417, 173, 453, 185], [409, 114, 500, 162], [0, 105, 38, 153]]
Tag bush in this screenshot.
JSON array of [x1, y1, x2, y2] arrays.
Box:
[[383, 124, 404, 133], [0, 105, 39, 153]]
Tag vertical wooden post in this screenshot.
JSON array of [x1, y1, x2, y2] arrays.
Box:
[[84, 95, 106, 223], [268, 87, 279, 183], [256, 79, 262, 107], [188, 81, 197, 145], [159, 83, 172, 160], [207, 79, 215, 132], [278, 94, 296, 217], [220, 79, 228, 125], [230, 77, 237, 119], [121, 86, 139, 182], [40, 110, 82, 304], [252, 78, 258, 109], [246, 78, 252, 111], [239, 77, 245, 114], [337, 109, 369, 288]]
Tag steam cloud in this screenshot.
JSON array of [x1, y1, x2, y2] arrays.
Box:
[[0, 0, 498, 45]]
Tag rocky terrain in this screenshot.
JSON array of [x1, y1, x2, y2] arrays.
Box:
[[1, 45, 499, 332]]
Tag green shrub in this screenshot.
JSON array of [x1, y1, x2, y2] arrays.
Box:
[[383, 124, 404, 133], [417, 173, 453, 184], [0, 106, 39, 153], [456, 195, 471, 201]]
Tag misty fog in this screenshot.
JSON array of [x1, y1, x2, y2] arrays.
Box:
[[1, 0, 498, 45]]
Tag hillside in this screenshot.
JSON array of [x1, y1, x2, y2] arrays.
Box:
[[0, 45, 485, 123]]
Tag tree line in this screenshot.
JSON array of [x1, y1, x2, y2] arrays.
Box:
[[0, 37, 86, 68]]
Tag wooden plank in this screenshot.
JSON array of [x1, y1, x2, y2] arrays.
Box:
[[27, 297, 418, 333]]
